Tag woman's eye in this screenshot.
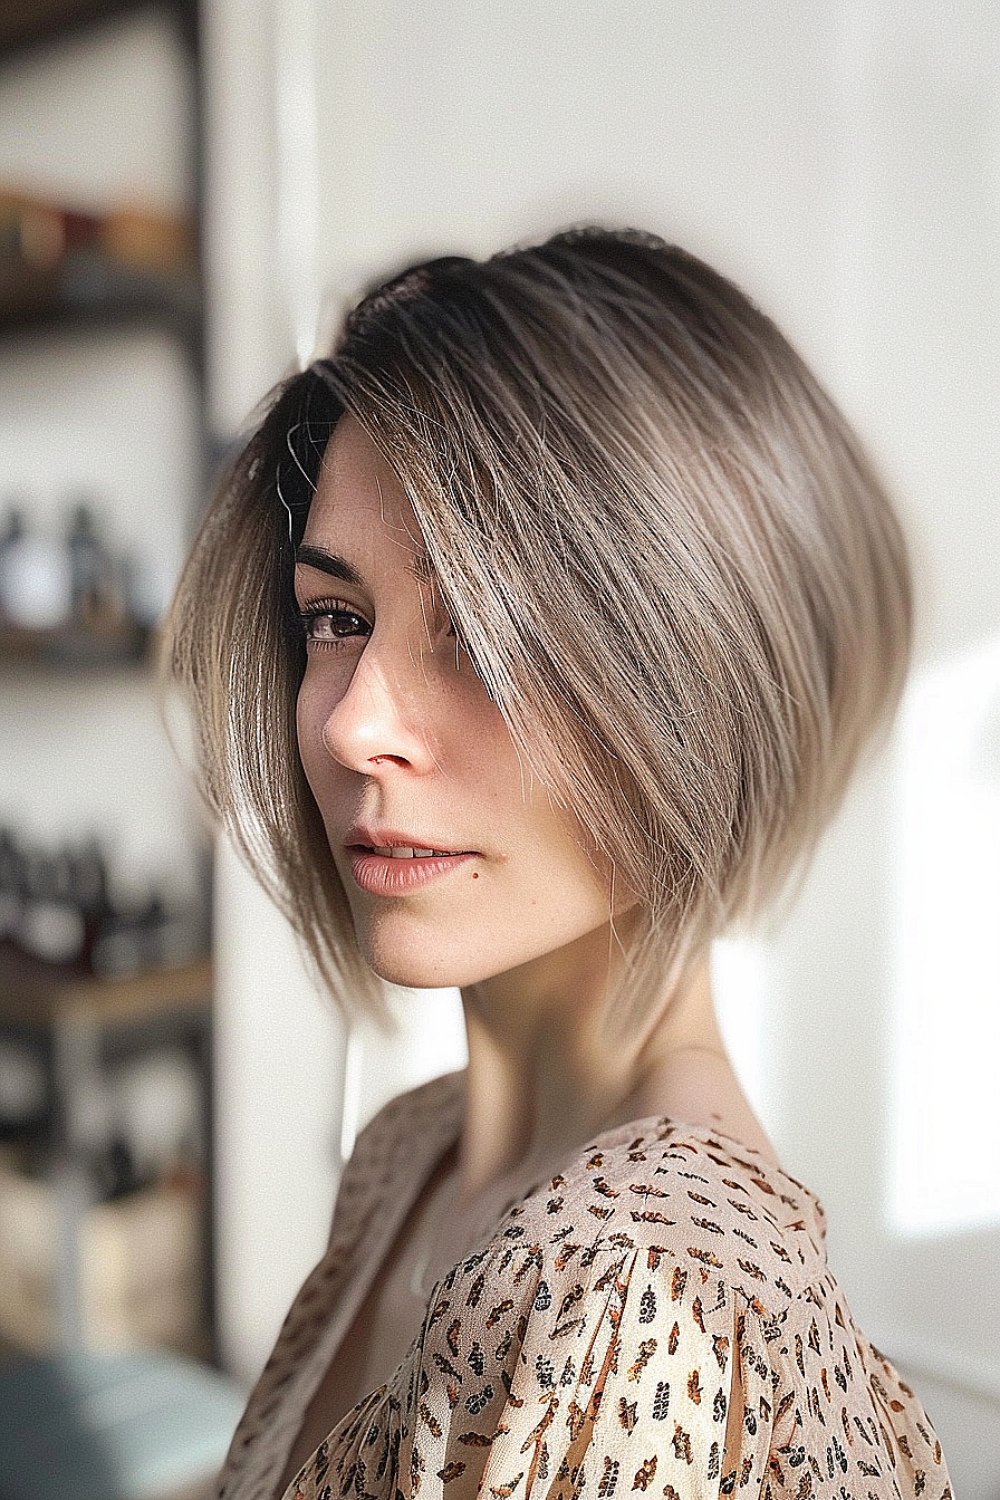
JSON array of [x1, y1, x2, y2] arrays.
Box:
[[298, 604, 371, 646]]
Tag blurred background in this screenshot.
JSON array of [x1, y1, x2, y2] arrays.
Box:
[[0, 1, 996, 1496]]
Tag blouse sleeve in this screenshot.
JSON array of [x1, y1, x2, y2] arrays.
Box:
[[400, 1234, 775, 1500]]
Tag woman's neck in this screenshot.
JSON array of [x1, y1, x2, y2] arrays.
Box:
[[455, 937, 778, 1204]]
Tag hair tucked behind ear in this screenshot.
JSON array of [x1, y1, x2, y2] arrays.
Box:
[[164, 227, 912, 1033]]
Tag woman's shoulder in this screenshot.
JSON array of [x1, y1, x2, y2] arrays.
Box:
[[412, 1122, 947, 1499], [342, 1079, 829, 1310], [507, 1114, 831, 1314], [289, 1101, 952, 1500]]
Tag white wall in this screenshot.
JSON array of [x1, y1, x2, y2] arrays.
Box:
[[307, 1, 836, 357], [206, 3, 999, 1487]]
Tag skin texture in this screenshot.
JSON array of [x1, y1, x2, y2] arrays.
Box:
[[294, 416, 776, 1210]]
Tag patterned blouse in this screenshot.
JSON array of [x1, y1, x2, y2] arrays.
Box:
[[216, 1070, 952, 1500]]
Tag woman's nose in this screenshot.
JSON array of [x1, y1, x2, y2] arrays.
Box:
[[319, 644, 436, 774]]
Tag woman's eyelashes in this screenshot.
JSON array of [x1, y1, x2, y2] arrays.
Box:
[[295, 596, 465, 659], [297, 598, 372, 647]]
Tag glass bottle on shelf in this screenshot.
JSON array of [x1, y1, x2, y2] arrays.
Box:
[[17, 845, 86, 968], [72, 839, 111, 973], [0, 510, 71, 631], [0, 827, 25, 942], [66, 502, 109, 623]]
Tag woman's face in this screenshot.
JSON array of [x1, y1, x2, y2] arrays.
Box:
[[294, 414, 619, 992]]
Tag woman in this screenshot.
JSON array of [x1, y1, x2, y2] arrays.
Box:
[[168, 229, 952, 1498]]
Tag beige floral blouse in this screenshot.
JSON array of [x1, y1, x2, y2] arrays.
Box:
[[216, 1070, 952, 1500]]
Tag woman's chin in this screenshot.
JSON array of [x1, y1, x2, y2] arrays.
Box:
[[360, 937, 476, 992]]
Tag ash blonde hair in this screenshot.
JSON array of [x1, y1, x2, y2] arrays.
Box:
[[166, 228, 912, 1031]]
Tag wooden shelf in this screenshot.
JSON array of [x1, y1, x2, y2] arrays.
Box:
[[0, 621, 152, 675], [0, 252, 200, 352], [0, 953, 212, 1028]]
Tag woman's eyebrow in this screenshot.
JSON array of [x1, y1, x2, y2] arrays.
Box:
[[296, 540, 437, 590], [295, 542, 364, 587]]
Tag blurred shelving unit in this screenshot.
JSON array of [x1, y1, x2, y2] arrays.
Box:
[[0, 3, 244, 1494], [0, 618, 151, 671], [0, 956, 214, 1354]]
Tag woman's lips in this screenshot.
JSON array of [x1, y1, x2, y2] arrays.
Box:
[[347, 847, 478, 896]]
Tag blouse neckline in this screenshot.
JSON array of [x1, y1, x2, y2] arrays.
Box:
[[271, 1069, 827, 1500], [429, 1068, 827, 1250]]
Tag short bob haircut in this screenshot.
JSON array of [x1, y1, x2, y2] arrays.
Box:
[[166, 227, 911, 1034]]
